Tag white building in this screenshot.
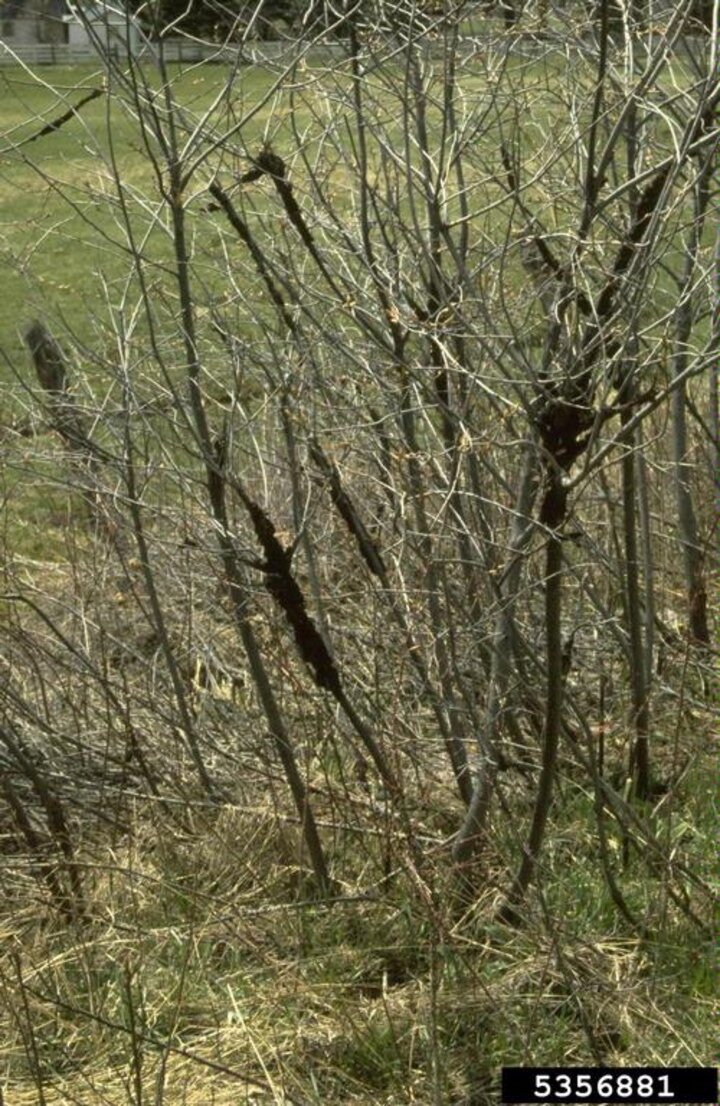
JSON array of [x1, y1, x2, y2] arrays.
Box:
[[0, 0, 67, 45], [63, 1, 143, 55]]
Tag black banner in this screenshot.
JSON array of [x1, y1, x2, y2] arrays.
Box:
[[501, 1067, 718, 1104]]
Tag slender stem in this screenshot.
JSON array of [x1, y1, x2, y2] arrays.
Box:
[[621, 404, 650, 800], [498, 511, 564, 923]]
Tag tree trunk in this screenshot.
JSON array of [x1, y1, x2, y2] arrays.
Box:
[[452, 445, 539, 865], [497, 475, 565, 923], [670, 158, 713, 645], [635, 428, 655, 687], [672, 380, 709, 645], [621, 403, 650, 800]]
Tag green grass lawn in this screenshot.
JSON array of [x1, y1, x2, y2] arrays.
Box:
[[0, 45, 710, 568], [0, 63, 281, 384], [1, 65, 136, 367], [0, 50, 590, 386], [0, 45, 704, 392]]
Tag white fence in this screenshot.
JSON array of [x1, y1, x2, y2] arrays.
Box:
[[0, 42, 105, 66], [0, 34, 580, 69], [0, 24, 697, 69], [0, 37, 349, 67]]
